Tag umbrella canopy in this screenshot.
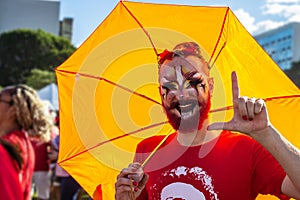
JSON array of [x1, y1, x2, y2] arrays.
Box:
[[55, 1, 300, 199]]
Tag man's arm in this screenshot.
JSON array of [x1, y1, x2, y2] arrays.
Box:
[[208, 71, 300, 198], [252, 126, 300, 198]]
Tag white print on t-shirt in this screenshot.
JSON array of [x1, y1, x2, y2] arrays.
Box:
[[161, 182, 206, 199], [152, 166, 219, 200]]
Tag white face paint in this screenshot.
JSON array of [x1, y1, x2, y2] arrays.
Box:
[[161, 182, 206, 200], [159, 56, 212, 132]]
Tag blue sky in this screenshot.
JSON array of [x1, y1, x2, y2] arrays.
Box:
[[59, 0, 300, 47]]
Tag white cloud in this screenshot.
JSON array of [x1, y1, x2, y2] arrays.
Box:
[[228, 1, 300, 36], [254, 20, 285, 35], [262, 0, 300, 22], [232, 8, 286, 35], [244, 0, 300, 34], [288, 13, 300, 22], [265, 0, 300, 3], [233, 9, 258, 33], [263, 3, 300, 18]]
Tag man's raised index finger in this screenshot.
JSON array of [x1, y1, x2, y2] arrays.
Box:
[[231, 71, 240, 101]]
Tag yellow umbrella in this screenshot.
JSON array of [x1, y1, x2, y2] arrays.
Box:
[[55, 1, 300, 199]]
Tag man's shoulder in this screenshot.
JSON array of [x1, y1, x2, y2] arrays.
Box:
[[220, 130, 258, 146]]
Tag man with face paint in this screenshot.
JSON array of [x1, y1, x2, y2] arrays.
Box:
[[115, 42, 300, 200], [158, 42, 213, 136]]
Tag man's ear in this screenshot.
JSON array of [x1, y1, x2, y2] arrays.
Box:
[[208, 77, 214, 96]]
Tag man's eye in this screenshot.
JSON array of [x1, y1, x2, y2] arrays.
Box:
[[162, 83, 177, 90], [185, 79, 203, 88]]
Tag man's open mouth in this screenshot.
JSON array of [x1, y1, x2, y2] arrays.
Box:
[[176, 101, 198, 119]]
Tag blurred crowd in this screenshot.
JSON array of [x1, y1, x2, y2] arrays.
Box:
[[0, 84, 87, 200]]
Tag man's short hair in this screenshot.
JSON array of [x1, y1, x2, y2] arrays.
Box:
[[158, 42, 211, 74]]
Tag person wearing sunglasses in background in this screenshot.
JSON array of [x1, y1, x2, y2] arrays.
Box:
[[0, 84, 53, 200]]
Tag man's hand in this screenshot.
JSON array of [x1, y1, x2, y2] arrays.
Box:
[[115, 162, 148, 200], [208, 71, 270, 136], [208, 71, 300, 198]]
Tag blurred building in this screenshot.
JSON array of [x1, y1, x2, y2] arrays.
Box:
[[0, 0, 73, 42], [255, 22, 300, 70], [59, 17, 73, 41]]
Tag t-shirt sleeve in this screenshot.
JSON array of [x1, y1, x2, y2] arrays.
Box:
[[133, 140, 147, 164], [251, 140, 289, 199], [133, 135, 165, 164]]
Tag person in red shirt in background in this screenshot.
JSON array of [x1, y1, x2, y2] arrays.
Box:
[[0, 84, 53, 200], [31, 107, 59, 200], [48, 111, 61, 200], [30, 138, 51, 200]]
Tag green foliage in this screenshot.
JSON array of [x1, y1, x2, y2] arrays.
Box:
[[0, 29, 75, 86], [25, 68, 56, 90], [284, 61, 300, 88]]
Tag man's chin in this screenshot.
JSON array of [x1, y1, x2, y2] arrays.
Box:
[[167, 113, 200, 133], [166, 107, 210, 132]]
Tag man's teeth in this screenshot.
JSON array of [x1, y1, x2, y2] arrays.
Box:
[[181, 107, 194, 118], [175, 103, 196, 118], [181, 110, 193, 118], [179, 103, 192, 109]]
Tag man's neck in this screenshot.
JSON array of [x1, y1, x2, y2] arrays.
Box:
[[176, 120, 220, 146]]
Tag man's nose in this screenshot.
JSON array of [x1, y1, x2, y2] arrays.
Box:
[[179, 94, 184, 100], [177, 89, 188, 100]]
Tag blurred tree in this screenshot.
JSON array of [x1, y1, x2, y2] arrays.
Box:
[[26, 68, 56, 90], [284, 61, 300, 88], [0, 29, 75, 86]]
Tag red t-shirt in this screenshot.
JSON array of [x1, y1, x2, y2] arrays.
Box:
[[0, 144, 23, 199], [3, 130, 35, 200], [30, 138, 50, 171], [134, 130, 288, 200]]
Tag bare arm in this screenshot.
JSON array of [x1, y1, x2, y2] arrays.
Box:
[[208, 71, 300, 198], [252, 126, 300, 198]]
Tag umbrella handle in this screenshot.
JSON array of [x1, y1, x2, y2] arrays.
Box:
[[141, 129, 173, 168], [127, 130, 173, 199]]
